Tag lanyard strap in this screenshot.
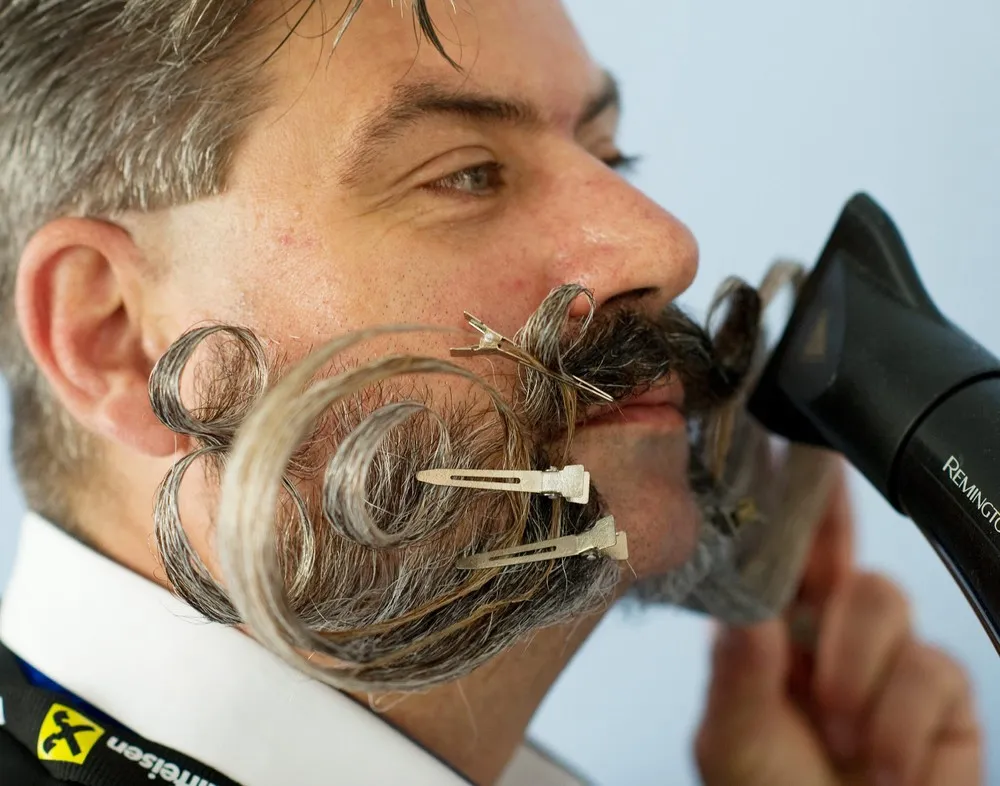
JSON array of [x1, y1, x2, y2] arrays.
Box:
[[0, 641, 242, 786]]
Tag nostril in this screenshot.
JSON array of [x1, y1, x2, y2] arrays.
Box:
[[601, 287, 658, 310], [566, 286, 660, 321]]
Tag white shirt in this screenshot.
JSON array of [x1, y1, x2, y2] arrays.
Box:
[[0, 513, 585, 786]]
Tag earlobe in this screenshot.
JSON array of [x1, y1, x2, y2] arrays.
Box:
[[15, 217, 183, 458], [95, 380, 183, 456]]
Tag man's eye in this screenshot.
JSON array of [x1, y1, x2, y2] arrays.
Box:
[[603, 152, 642, 174], [423, 152, 639, 197], [425, 163, 505, 196]]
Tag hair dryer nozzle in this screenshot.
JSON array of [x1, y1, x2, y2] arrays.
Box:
[[747, 193, 1000, 508]]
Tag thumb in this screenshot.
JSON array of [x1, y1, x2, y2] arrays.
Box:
[[696, 620, 791, 762], [696, 621, 844, 786], [705, 620, 790, 718]]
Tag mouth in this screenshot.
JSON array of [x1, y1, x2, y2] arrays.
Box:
[[577, 378, 687, 430]]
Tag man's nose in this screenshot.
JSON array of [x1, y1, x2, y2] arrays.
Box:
[[540, 161, 699, 319]]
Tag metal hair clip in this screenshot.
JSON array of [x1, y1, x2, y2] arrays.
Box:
[[455, 515, 628, 570], [451, 312, 614, 402], [450, 313, 508, 356], [712, 497, 761, 537], [417, 464, 591, 504]]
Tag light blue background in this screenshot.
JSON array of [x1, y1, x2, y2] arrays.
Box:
[[2, 1, 998, 783]]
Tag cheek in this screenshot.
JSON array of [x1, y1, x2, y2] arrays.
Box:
[[156, 191, 560, 365], [160, 218, 402, 344]]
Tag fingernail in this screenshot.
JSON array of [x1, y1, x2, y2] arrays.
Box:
[[825, 716, 856, 759]]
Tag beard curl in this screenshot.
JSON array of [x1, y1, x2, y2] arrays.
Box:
[[148, 282, 765, 692]]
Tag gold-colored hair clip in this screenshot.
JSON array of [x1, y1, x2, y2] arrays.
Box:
[[455, 516, 628, 570], [451, 312, 614, 403], [712, 497, 761, 536], [417, 464, 591, 504]]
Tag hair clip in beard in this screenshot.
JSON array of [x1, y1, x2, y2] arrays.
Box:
[[719, 497, 760, 534], [416, 453, 630, 571], [417, 464, 591, 504], [454, 515, 628, 570], [451, 311, 614, 403]]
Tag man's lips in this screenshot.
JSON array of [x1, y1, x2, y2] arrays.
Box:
[[577, 380, 687, 429]]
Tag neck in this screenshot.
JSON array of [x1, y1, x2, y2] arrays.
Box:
[[365, 605, 612, 786]]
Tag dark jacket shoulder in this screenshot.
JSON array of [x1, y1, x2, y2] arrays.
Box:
[[0, 722, 62, 785]]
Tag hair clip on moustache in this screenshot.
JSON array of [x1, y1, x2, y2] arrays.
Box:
[[451, 312, 614, 403]]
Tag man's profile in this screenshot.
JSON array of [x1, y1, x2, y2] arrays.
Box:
[[0, 1, 984, 784]]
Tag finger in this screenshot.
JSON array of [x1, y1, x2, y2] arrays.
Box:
[[695, 620, 795, 779], [705, 620, 790, 714], [796, 458, 855, 612], [812, 572, 911, 760], [924, 697, 983, 786], [784, 461, 855, 704], [924, 740, 983, 786], [698, 620, 790, 735], [864, 641, 979, 786]]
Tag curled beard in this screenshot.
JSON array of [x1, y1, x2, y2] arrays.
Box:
[[148, 273, 838, 692]]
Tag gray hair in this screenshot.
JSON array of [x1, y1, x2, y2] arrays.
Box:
[[0, 0, 448, 533], [150, 287, 628, 692], [145, 274, 838, 692]]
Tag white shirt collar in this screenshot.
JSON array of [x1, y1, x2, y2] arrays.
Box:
[[0, 513, 583, 786]]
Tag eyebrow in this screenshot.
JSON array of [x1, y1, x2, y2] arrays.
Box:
[[339, 71, 621, 186]]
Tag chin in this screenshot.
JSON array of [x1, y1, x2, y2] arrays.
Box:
[[570, 416, 702, 580]]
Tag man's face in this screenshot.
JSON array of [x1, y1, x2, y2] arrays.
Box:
[[138, 0, 702, 580]]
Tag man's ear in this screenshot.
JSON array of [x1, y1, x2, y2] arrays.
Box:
[[15, 217, 181, 457]]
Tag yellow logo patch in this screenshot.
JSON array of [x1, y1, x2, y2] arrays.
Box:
[[37, 703, 105, 765]]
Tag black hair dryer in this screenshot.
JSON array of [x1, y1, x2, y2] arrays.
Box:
[[747, 193, 1000, 654]]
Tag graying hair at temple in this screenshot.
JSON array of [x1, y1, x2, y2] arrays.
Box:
[[0, 0, 453, 536], [147, 268, 839, 693]]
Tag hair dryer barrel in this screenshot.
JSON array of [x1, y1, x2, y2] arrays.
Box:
[[895, 378, 1000, 650], [747, 193, 1000, 652]]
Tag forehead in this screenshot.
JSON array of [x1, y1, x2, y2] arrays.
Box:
[[247, 0, 603, 146]]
